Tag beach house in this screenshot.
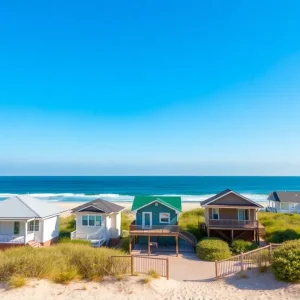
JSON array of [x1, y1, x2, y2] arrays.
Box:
[[0, 195, 68, 249], [201, 189, 265, 243], [267, 191, 300, 213], [71, 199, 125, 246], [129, 196, 197, 256]]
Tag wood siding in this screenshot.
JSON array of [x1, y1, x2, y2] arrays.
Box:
[[212, 193, 257, 206]]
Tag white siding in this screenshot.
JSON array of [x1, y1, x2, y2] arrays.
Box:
[[116, 212, 121, 237], [75, 212, 106, 235], [0, 221, 14, 235], [42, 216, 59, 243]]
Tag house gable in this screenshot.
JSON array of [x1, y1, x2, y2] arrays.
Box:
[[135, 201, 178, 226], [202, 190, 262, 208]]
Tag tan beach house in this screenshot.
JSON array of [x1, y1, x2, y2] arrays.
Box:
[[201, 189, 265, 243], [71, 199, 125, 246], [0, 195, 68, 249]]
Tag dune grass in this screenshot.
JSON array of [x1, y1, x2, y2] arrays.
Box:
[[8, 276, 26, 288], [0, 243, 128, 285], [178, 208, 205, 240], [121, 210, 133, 232], [258, 212, 300, 243], [59, 215, 76, 239]]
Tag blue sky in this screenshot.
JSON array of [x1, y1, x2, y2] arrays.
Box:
[[0, 1, 300, 175]]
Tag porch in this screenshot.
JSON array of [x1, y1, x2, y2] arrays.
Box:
[[0, 220, 37, 245]]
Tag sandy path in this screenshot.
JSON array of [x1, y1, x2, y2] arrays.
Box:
[[1, 272, 299, 300]]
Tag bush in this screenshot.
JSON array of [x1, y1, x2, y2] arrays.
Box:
[[196, 238, 231, 261], [272, 240, 300, 283], [119, 237, 130, 252], [59, 237, 91, 245], [231, 240, 258, 255], [178, 208, 205, 240], [0, 244, 128, 283], [121, 211, 133, 232], [59, 216, 76, 239]]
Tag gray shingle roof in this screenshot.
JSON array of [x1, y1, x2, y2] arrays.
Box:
[[268, 191, 300, 203], [0, 195, 68, 219], [72, 199, 125, 214], [201, 189, 232, 205]]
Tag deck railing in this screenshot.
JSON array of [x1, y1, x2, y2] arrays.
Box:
[[208, 219, 259, 228], [129, 224, 179, 233], [0, 234, 25, 244], [215, 243, 281, 279]]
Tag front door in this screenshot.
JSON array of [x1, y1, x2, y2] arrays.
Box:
[[14, 222, 20, 235], [142, 212, 152, 229]]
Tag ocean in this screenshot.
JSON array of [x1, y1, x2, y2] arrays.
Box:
[[1, 176, 300, 203]]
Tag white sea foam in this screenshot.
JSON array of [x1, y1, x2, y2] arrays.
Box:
[[0, 192, 269, 202]]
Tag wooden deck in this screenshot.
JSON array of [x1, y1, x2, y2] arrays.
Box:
[[207, 219, 264, 230]]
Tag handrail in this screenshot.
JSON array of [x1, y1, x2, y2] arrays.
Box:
[[129, 225, 180, 233], [208, 219, 258, 228]]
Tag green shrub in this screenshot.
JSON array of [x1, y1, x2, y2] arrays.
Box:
[[59, 216, 76, 239], [196, 238, 231, 261], [178, 208, 205, 240], [231, 240, 258, 255], [272, 240, 300, 283], [121, 211, 133, 232], [119, 237, 130, 252]]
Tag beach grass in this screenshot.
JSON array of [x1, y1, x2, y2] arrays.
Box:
[[59, 215, 76, 239], [178, 208, 205, 240], [258, 212, 300, 243], [0, 243, 128, 284], [121, 210, 133, 232]]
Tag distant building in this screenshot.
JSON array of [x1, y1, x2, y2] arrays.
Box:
[[268, 191, 300, 213]]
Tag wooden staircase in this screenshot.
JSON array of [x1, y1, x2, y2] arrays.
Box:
[[27, 240, 43, 248], [178, 229, 197, 250]]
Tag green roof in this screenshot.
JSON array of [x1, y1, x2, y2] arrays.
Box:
[[132, 196, 182, 212]]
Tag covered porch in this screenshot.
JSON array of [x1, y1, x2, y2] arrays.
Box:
[[0, 219, 38, 245]]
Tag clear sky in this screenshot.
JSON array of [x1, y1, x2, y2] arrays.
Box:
[[0, 1, 300, 175]]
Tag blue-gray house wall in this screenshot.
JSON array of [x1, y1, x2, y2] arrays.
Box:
[[135, 201, 179, 245]]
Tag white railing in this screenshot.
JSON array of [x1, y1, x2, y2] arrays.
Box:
[[26, 232, 35, 242], [71, 226, 108, 243], [0, 234, 25, 244]]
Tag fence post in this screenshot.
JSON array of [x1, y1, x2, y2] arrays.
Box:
[[166, 258, 169, 280], [269, 244, 272, 263], [131, 255, 134, 276], [215, 260, 218, 280], [240, 252, 244, 272]]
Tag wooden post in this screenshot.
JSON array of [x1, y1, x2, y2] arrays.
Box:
[[240, 252, 244, 272], [129, 238, 132, 255], [130, 255, 134, 276], [231, 230, 234, 243], [148, 236, 150, 256], [166, 258, 169, 280], [207, 228, 210, 237], [175, 235, 179, 257], [269, 244, 273, 262], [215, 260, 218, 279]]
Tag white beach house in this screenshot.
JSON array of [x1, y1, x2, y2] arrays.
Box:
[[268, 191, 300, 213], [71, 199, 124, 247], [0, 195, 69, 249]]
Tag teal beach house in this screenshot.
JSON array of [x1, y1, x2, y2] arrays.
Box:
[[129, 196, 197, 256]]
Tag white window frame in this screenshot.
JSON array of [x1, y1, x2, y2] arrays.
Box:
[[82, 215, 103, 227], [28, 220, 39, 232], [212, 208, 219, 220], [159, 213, 170, 224]]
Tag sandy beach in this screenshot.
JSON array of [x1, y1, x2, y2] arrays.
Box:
[[1, 271, 299, 300]]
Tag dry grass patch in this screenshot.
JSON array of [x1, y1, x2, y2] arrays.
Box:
[[8, 276, 26, 288], [142, 277, 151, 284], [148, 269, 160, 279]]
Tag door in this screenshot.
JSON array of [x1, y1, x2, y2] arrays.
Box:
[[142, 212, 152, 229], [238, 209, 250, 221], [14, 222, 20, 235]]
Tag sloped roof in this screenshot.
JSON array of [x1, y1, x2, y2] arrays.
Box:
[[268, 191, 300, 203], [72, 199, 125, 214], [132, 196, 182, 212], [0, 195, 68, 219], [201, 189, 263, 208]]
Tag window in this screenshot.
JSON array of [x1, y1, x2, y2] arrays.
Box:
[[280, 203, 289, 211], [159, 213, 170, 224], [238, 209, 250, 221], [14, 222, 20, 235], [95, 216, 102, 226], [212, 208, 219, 220], [28, 220, 39, 232], [82, 215, 102, 227]]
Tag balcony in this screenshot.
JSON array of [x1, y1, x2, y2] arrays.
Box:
[[208, 219, 259, 229], [129, 224, 180, 235]]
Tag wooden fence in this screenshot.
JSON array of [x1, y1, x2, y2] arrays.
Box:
[[111, 255, 169, 279], [215, 243, 281, 279]]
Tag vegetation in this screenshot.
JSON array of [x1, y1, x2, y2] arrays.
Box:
[[59, 237, 91, 245], [59, 216, 76, 239], [142, 277, 151, 284], [231, 240, 258, 255], [196, 238, 231, 261], [272, 240, 300, 283], [148, 269, 160, 279], [121, 210, 133, 233], [8, 276, 26, 288], [258, 212, 300, 243], [178, 208, 205, 240], [119, 236, 130, 252], [0, 243, 128, 284]]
